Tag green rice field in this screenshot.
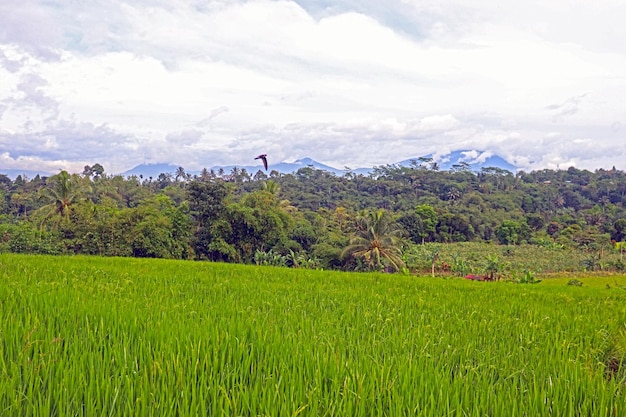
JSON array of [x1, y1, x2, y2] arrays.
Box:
[[1, 254, 626, 416]]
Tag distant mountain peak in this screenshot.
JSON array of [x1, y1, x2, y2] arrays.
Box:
[[120, 150, 517, 178], [122, 163, 179, 178], [399, 150, 516, 172]]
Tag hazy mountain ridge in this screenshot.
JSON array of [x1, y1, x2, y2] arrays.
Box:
[[0, 168, 57, 180], [121, 150, 518, 178], [122, 163, 181, 179], [398, 151, 517, 172], [0, 150, 518, 179]]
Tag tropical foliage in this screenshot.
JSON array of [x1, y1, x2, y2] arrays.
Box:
[[35, 171, 89, 228], [2, 162, 626, 274], [342, 209, 405, 271]]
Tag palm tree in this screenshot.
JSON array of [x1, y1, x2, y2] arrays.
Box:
[[446, 185, 461, 205], [175, 166, 186, 183], [261, 180, 296, 213], [262, 179, 281, 195], [37, 170, 89, 228], [343, 209, 406, 272]]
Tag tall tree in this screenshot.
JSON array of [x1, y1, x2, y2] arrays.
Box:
[[36, 171, 89, 228], [262, 179, 281, 195], [175, 166, 186, 183], [187, 179, 235, 261], [342, 209, 406, 272], [414, 204, 438, 243]]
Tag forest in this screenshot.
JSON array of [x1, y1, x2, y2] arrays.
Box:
[[2, 158, 626, 275]]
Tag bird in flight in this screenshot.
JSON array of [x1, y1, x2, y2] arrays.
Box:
[[255, 154, 268, 171]]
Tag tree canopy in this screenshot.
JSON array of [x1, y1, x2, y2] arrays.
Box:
[[1, 163, 626, 273]]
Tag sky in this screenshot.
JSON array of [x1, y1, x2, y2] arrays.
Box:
[[1, 0, 626, 175]]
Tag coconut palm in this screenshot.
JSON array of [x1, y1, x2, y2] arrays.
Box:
[[37, 170, 90, 228], [261, 180, 296, 213], [175, 166, 186, 183], [343, 209, 406, 272], [262, 179, 281, 195]]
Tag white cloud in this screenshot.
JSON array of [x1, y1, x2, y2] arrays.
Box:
[[418, 115, 459, 131], [1, 0, 626, 174]]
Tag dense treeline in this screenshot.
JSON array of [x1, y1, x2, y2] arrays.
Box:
[[1, 160, 626, 274]]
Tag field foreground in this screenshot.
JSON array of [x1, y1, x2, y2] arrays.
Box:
[[1, 254, 626, 416]]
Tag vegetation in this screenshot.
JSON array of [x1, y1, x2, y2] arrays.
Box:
[[2, 162, 626, 275], [1, 254, 625, 416], [4, 160, 626, 414], [342, 209, 406, 272]]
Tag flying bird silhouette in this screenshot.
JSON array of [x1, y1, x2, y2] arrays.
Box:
[[255, 154, 268, 171]]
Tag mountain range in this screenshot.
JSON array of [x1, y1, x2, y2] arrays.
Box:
[[0, 168, 58, 180], [121, 150, 517, 178], [0, 150, 517, 180]]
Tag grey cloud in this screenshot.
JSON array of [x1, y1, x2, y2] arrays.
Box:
[[165, 129, 204, 146], [0, 49, 23, 72], [226, 119, 443, 169], [13, 73, 59, 118], [230, 114, 626, 173], [0, 1, 136, 59], [0, 70, 60, 126], [197, 106, 230, 127], [546, 94, 588, 122], [0, 120, 134, 167], [0, 1, 64, 60], [2, 0, 626, 174], [5, 110, 626, 174]]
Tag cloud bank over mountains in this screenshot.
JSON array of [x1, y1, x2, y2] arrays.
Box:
[[1, 0, 625, 175]]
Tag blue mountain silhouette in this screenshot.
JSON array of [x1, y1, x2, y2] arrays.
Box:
[[121, 150, 517, 178]]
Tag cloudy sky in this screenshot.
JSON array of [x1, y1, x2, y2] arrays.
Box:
[[1, 0, 626, 175]]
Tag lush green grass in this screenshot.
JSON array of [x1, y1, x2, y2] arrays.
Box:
[[1, 254, 626, 416]]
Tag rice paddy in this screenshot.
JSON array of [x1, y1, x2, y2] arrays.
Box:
[[1, 254, 625, 416]]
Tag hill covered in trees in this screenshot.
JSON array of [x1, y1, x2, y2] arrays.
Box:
[[1, 160, 625, 275]]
